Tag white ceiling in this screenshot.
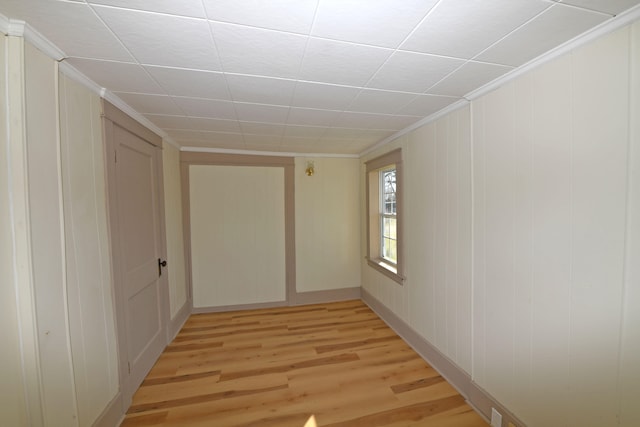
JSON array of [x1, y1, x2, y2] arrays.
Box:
[[2, 0, 639, 155]]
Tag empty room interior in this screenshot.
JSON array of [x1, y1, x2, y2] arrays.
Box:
[[2, 1, 640, 426]]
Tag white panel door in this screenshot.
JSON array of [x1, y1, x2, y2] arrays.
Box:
[[113, 125, 166, 401]]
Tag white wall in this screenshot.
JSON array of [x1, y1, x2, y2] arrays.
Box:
[[162, 141, 188, 317], [0, 33, 29, 427], [620, 19, 640, 427], [59, 72, 119, 426], [361, 106, 473, 374], [362, 21, 640, 427], [473, 24, 633, 427], [24, 39, 79, 427], [190, 165, 286, 307], [295, 157, 361, 293]]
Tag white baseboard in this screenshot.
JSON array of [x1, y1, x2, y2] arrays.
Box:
[[361, 288, 526, 427], [168, 299, 192, 342], [293, 286, 361, 305], [91, 392, 124, 427]]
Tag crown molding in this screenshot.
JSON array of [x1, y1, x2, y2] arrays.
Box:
[[466, 3, 640, 101], [362, 3, 640, 158], [180, 146, 359, 158], [7, 19, 65, 61], [0, 13, 9, 34], [359, 98, 469, 157], [58, 61, 103, 94]]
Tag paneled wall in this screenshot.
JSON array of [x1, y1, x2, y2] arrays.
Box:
[[473, 24, 633, 426], [295, 157, 361, 293], [620, 19, 640, 427], [362, 21, 640, 427], [0, 33, 29, 427], [190, 165, 286, 307], [361, 106, 473, 373], [59, 72, 120, 426], [162, 142, 188, 319]]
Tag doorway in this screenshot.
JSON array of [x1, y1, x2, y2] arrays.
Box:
[[103, 101, 169, 407]]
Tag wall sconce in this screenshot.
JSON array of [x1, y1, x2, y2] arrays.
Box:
[[305, 161, 315, 176]]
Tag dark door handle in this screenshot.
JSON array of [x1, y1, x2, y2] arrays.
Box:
[[158, 258, 167, 276]]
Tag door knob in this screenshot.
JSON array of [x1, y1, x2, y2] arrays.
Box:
[[158, 258, 167, 276]]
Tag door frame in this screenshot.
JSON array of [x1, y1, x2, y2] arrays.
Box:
[[102, 100, 170, 409], [180, 151, 296, 311]]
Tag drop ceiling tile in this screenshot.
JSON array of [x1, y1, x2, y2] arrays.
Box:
[[240, 122, 285, 136], [179, 137, 245, 149], [211, 22, 307, 79], [202, 0, 317, 34], [166, 129, 242, 143], [401, 0, 550, 59], [298, 38, 393, 86], [312, 0, 439, 48], [1, 0, 134, 61], [66, 58, 164, 93], [88, 0, 207, 18], [558, 0, 640, 15], [172, 96, 237, 119], [287, 107, 341, 126], [94, 6, 222, 70], [234, 103, 290, 123], [334, 111, 397, 129], [243, 134, 284, 145], [476, 4, 608, 66], [188, 117, 242, 132], [279, 138, 319, 153], [395, 94, 459, 116], [291, 82, 361, 110], [225, 74, 297, 105], [144, 114, 241, 133], [284, 125, 327, 138], [114, 92, 183, 115], [375, 114, 423, 130], [347, 89, 419, 114], [145, 66, 230, 100], [316, 139, 370, 154], [428, 61, 514, 97], [367, 51, 464, 92], [144, 114, 194, 130]]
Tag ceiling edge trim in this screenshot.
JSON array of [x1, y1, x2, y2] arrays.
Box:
[[7, 19, 66, 61], [0, 13, 9, 34], [59, 62, 103, 94], [181, 146, 359, 159], [360, 3, 640, 158], [57, 61, 180, 149], [359, 99, 470, 158], [101, 90, 180, 146]]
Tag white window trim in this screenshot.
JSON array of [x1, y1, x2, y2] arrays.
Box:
[[365, 148, 403, 284]]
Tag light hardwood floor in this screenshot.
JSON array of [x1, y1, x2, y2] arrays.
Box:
[[121, 300, 488, 426]]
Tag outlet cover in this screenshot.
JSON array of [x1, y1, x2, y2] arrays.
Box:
[[491, 408, 503, 427]]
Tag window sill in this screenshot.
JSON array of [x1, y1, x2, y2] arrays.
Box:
[[366, 258, 404, 285]]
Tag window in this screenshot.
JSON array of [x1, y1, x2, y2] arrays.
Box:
[[380, 167, 397, 264], [365, 148, 403, 284]]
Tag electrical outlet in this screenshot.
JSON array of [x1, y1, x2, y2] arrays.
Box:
[[491, 408, 502, 427]]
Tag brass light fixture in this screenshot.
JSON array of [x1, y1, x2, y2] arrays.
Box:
[[305, 161, 315, 176]]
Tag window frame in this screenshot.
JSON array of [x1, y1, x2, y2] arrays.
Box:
[[365, 148, 403, 284], [379, 166, 397, 265]]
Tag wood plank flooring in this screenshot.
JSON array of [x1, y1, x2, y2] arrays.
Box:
[[121, 300, 488, 427]]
